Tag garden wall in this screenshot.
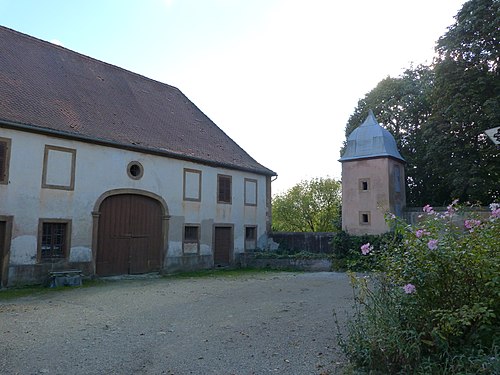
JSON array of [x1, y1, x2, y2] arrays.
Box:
[[270, 232, 335, 254]]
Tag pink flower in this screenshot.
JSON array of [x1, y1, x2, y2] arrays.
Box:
[[403, 283, 416, 294], [415, 229, 430, 238], [427, 239, 438, 250], [360, 243, 373, 255], [489, 203, 500, 219], [464, 219, 481, 232], [423, 204, 434, 214]]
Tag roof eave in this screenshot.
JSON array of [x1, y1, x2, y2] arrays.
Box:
[[0, 119, 277, 177], [339, 154, 406, 164]]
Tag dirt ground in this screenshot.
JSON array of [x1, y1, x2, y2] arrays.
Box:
[[0, 271, 355, 375]]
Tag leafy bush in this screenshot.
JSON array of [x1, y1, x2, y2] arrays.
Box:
[[338, 202, 500, 374], [330, 231, 394, 271]]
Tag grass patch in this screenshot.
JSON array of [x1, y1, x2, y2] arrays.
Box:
[[0, 278, 108, 301], [163, 267, 279, 279], [0, 285, 51, 301], [0, 269, 282, 300]]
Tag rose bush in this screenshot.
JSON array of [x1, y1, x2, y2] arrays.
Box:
[[338, 202, 500, 373]]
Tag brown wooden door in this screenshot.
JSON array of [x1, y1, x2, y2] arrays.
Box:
[[96, 194, 162, 276], [0, 221, 5, 285], [214, 226, 232, 266]]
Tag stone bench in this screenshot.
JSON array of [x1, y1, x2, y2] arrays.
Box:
[[48, 270, 83, 288]]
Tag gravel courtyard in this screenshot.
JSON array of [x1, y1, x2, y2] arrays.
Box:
[[0, 271, 354, 375]]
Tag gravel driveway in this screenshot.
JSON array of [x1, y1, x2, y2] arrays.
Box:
[[0, 271, 354, 375]]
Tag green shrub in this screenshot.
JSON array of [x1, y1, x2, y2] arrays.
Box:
[[330, 231, 394, 271], [338, 202, 500, 373]]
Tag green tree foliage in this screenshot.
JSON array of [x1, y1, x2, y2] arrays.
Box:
[[344, 0, 499, 206], [272, 177, 341, 232], [423, 0, 500, 205]]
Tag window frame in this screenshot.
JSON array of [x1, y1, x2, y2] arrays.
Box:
[[217, 174, 232, 204], [42, 145, 77, 190], [244, 178, 258, 206], [359, 178, 370, 192], [359, 211, 371, 225], [37, 219, 71, 261], [183, 168, 202, 202], [183, 224, 200, 254], [127, 161, 144, 180], [0, 137, 12, 185], [244, 225, 258, 251]]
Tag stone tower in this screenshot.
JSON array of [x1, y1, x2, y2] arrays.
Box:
[[339, 111, 406, 235]]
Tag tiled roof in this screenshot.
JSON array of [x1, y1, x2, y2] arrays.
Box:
[[339, 110, 405, 162], [0, 26, 276, 176]]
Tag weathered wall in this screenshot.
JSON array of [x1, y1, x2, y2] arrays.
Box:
[[341, 157, 405, 235], [0, 128, 271, 285]]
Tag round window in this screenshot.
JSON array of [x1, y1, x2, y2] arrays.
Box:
[[127, 161, 144, 180]]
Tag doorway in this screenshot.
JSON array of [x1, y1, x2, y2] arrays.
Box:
[[96, 194, 163, 276], [214, 226, 233, 266]]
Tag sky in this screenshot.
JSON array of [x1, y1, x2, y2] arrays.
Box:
[[0, 0, 466, 194]]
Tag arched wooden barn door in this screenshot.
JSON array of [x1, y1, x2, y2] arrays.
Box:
[[96, 194, 163, 276]]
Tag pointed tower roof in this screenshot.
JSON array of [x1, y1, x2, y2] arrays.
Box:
[[339, 110, 405, 162]]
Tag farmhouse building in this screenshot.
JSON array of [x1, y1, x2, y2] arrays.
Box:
[[0, 26, 276, 286], [340, 111, 406, 235]]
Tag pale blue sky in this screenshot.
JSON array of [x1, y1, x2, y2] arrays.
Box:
[[0, 0, 465, 193]]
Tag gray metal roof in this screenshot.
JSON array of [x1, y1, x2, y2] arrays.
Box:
[[339, 110, 404, 162]]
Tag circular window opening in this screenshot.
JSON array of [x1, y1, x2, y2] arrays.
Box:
[[127, 161, 144, 180]]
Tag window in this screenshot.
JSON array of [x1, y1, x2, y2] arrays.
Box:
[[38, 220, 71, 260], [244, 179, 258, 206], [183, 169, 202, 201], [359, 211, 371, 225], [359, 178, 370, 191], [127, 161, 144, 180], [42, 145, 76, 190], [217, 175, 232, 204], [245, 226, 257, 251], [0, 137, 11, 184], [183, 225, 200, 254]]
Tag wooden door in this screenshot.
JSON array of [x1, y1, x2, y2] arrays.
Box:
[[214, 226, 232, 266], [96, 194, 162, 276]]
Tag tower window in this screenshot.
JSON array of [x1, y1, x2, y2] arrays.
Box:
[[359, 211, 371, 225], [359, 179, 370, 191]]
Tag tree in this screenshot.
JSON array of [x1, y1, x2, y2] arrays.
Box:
[[272, 177, 341, 232], [423, 0, 500, 204]]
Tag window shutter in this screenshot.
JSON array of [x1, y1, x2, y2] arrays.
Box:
[[0, 141, 6, 182]]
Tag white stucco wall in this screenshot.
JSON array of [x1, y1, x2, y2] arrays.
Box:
[[0, 128, 271, 272]]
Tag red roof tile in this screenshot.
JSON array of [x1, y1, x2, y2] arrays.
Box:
[[0, 26, 275, 176]]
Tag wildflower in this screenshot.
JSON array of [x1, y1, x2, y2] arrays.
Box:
[[403, 283, 416, 294], [360, 243, 373, 255], [464, 219, 481, 232], [490, 203, 500, 219], [423, 204, 434, 214], [427, 239, 438, 250], [415, 229, 429, 238]]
